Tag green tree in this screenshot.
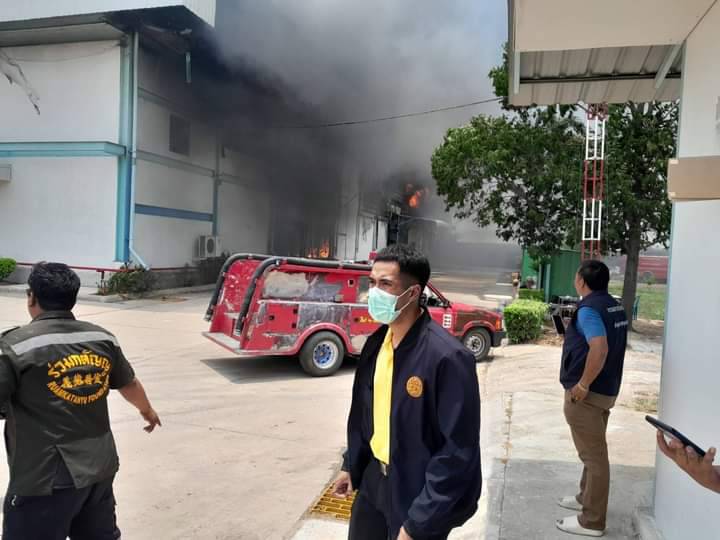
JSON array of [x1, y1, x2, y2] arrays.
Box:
[[603, 102, 677, 322], [432, 46, 677, 326], [431, 101, 584, 261]]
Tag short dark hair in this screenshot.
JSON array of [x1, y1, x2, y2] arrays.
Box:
[[577, 260, 610, 291], [374, 244, 431, 289], [28, 262, 81, 311]]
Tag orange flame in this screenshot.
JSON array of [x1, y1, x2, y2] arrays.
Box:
[[408, 189, 428, 209], [307, 241, 331, 259]]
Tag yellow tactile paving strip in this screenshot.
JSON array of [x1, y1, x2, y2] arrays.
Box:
[[309, 483, 356, 521]]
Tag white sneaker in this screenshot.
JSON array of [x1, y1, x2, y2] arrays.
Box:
[[556, 515, 605, 537], [557, 495, 583, 511]]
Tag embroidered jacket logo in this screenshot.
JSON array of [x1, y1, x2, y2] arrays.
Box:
[[46, 350, 111, 406]]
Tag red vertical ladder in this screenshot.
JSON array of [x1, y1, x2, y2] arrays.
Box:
[[581, 104, 608, 261]]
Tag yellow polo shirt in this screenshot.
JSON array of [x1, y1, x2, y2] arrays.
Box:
[[370, 329, 394, 464]]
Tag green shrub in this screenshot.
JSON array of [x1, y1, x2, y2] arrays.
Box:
[[0, 258, 16, 281], [504, 299, 548, 344], [106, 264, 156, 296], [518, 288, 545, 302]]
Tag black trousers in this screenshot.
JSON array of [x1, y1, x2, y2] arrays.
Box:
[[348, 460, 448, 540], [2, 476, 121, 540]]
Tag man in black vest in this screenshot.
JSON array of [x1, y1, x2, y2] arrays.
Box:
[[556, 260, 628, 538]]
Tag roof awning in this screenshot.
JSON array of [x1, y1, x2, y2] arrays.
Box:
[[507, 0, 716, 105]]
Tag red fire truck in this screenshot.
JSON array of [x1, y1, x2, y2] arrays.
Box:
[[204, 254, 505, 376]]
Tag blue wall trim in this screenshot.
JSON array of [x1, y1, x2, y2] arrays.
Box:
[[138, 87, 177, 111], [137, 150, 214, 177], [135, 204, 213, 223], [138, 87, 207, 126], [218, 173, 267, 193], [0, 141, 126, 158]]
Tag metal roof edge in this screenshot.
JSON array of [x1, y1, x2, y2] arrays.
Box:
[[507, 0, 517, 97]]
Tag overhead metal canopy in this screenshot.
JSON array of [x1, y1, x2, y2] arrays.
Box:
[[506, 0, 716, 105], [512, 44, 683, 106]]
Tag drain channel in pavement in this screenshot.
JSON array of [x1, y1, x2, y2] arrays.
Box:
[[309, 483, 355, 521]]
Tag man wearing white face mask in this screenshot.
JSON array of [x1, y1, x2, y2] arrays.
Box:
[[332, 244, 482, 540]]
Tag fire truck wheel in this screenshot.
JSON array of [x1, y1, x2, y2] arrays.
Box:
[[300, 332, 345, 376], [462, 328, 491, 361]]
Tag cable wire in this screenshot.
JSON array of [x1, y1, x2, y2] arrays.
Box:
[[275, 96, 503, 129]]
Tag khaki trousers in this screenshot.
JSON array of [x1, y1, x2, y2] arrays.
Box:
[[563, 390, 616, 531]]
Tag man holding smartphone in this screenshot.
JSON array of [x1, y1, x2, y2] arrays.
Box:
[[556, 260, 628, 537], [657, 433, 720, 494]]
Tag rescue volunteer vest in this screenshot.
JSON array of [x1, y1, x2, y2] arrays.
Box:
[[560, 291, 628, 396]]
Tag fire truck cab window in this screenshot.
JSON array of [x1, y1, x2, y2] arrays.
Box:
[[262, 271, 342, 301], [424, 286, 444, 307], [357, 277, 370, 304]]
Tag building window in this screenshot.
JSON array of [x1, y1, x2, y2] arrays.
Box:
[[169, 115, 190, 156]]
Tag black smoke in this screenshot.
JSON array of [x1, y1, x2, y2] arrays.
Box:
[[215, 0, 505, 179], [210, 0, 519, 270]]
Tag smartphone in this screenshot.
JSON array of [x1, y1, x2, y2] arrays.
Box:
[[646, 415, 706, 457]]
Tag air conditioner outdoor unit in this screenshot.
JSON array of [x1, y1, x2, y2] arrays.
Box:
[[197, 235, 221, 259]]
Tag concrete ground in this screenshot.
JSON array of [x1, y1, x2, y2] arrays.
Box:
[[293, 338, 661, 540], [0, 285, 661, 540], [0, 293, 356, 540]]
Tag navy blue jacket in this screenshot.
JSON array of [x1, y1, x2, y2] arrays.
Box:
[[343, 310, 482, 539], [560, 291, 628, 396]]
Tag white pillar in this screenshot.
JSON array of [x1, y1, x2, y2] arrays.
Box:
[[654, 4, 720, 539]]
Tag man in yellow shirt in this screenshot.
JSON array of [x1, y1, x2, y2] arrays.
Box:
[[333, 244, 482, 540]]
